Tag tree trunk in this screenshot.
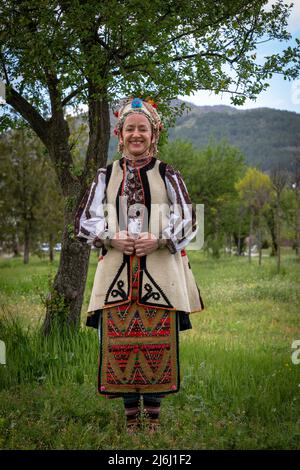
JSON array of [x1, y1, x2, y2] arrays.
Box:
[[49, 233, 54, 263], [258, 225, 262, 266], [248, 211, 253, 264], [233, 232, 245, 256], [42, 88, 110, 335], [276, 194, 281, 274], [42, 220, 91, 334], [265, 206, 277, 257], [270, 227, 278, 257], [12, 232, 21, 257], [295, 185, 300, 260], [237, 217, 242, 256], [228, 234, 232, 256], [23, 225, 30, 264]]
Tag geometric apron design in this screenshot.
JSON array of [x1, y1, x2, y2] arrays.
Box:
[[98, 257, 180, 395]]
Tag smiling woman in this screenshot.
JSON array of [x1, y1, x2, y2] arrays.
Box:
[[74, 96, 204, 434], [122, 114, 153, 157]]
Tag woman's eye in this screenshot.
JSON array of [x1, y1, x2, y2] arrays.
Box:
[[125, 127, 149, 132]]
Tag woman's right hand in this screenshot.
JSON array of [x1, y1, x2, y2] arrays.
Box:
[[111, 231, 135, 255]]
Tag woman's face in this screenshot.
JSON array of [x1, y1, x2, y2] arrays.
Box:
[[121, 113, 153, 158]]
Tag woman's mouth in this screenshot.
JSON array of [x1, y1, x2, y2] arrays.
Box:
[[129, 141, 143, 146]]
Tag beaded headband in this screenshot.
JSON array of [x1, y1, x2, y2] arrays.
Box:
[[113, 97, 163, 155]]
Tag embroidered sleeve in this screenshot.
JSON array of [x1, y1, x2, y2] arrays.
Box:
[[163, 164, 197, 254], [74, 168, 108, 248]]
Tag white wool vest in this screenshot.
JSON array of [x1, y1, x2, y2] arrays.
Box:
[[87, 158, 204, 314]]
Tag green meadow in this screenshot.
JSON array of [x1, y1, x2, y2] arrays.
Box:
[[0, 249, 300, 450]]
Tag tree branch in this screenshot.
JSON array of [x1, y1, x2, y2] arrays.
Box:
[[0, 52, 10, 86], [62, 83, 88, 107], [111, 50, 227, 76], [5, 86, 50, 148]]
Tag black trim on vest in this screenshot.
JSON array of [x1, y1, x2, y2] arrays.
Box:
[[197, 285, 205, 310], [105, 162, 113, 186], [138, 256, 173, 308], [138, 167, 151, 231], [118, 157, 124, 170], [158, 161, 168, 190], [105, 255, 131, 304], [101, 246, 108, 257], [115, 180, 124, 230]]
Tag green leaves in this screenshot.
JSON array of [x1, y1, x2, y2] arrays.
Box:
[[2, 0, 299, 128]]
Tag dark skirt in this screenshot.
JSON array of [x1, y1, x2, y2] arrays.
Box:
[[87, 309, 192, 331]]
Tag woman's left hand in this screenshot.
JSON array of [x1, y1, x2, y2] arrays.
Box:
[[134, 232, 159, 257]]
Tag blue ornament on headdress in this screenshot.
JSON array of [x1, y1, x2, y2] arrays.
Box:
[[131, 98, 143, 108]]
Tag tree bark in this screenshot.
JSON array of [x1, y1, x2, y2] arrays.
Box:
[[276, 193, 281, 274], [265, 205, 277, 257], [295, 184, 300, 260], [42, 86, 111, 335], [235, 205, 246, 256], [6, 77, 111, 335], [258, 226, 262, 266], [23, 225, 30, 264], [42, 216, 91, 334], [12, 232, 21, 257], [49, 233, 54, 263], [248, 211, 253, 264], [228, 234, 232, 256]]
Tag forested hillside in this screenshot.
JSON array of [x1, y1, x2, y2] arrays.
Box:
[[98, 101, 299, 172], [167, 103, 300, 172]]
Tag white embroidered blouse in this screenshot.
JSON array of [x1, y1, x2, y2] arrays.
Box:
[[75, 159, 197, 254]]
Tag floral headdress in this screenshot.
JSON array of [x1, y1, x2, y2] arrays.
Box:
[[113, 96, 163, 156]]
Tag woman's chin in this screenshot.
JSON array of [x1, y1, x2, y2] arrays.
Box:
[[126, 147, 150, 157]]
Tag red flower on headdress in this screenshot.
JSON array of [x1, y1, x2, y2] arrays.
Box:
[[146, 97, 158, 110], [114, 110, 119, 118], [114, 128, 119, 135]]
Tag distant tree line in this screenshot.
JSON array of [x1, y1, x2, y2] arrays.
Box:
[[1, 129, 299, 275], [159, 139, 300, 272], [0, 128, 64, 263]]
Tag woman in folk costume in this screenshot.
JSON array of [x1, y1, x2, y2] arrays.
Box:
[[75, 96, 204, 433]]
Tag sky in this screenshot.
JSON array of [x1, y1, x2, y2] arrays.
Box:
[[179, 0, 300, 114]]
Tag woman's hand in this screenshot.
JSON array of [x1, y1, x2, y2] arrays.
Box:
[[134, 232, 159, 257], [111, 231, 135, 255]]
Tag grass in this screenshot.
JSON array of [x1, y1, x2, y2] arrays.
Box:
[[0, 248, 300, 449]]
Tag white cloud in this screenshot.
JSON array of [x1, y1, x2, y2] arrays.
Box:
[[267, 0, 300, 33], [287, 0, 300, 33], [179, 2, 300, 113], [179, 77, 300, 113]]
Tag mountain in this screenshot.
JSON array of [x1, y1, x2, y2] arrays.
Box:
[[166, 103, 300, 173], [75, 100, 300, 173]]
